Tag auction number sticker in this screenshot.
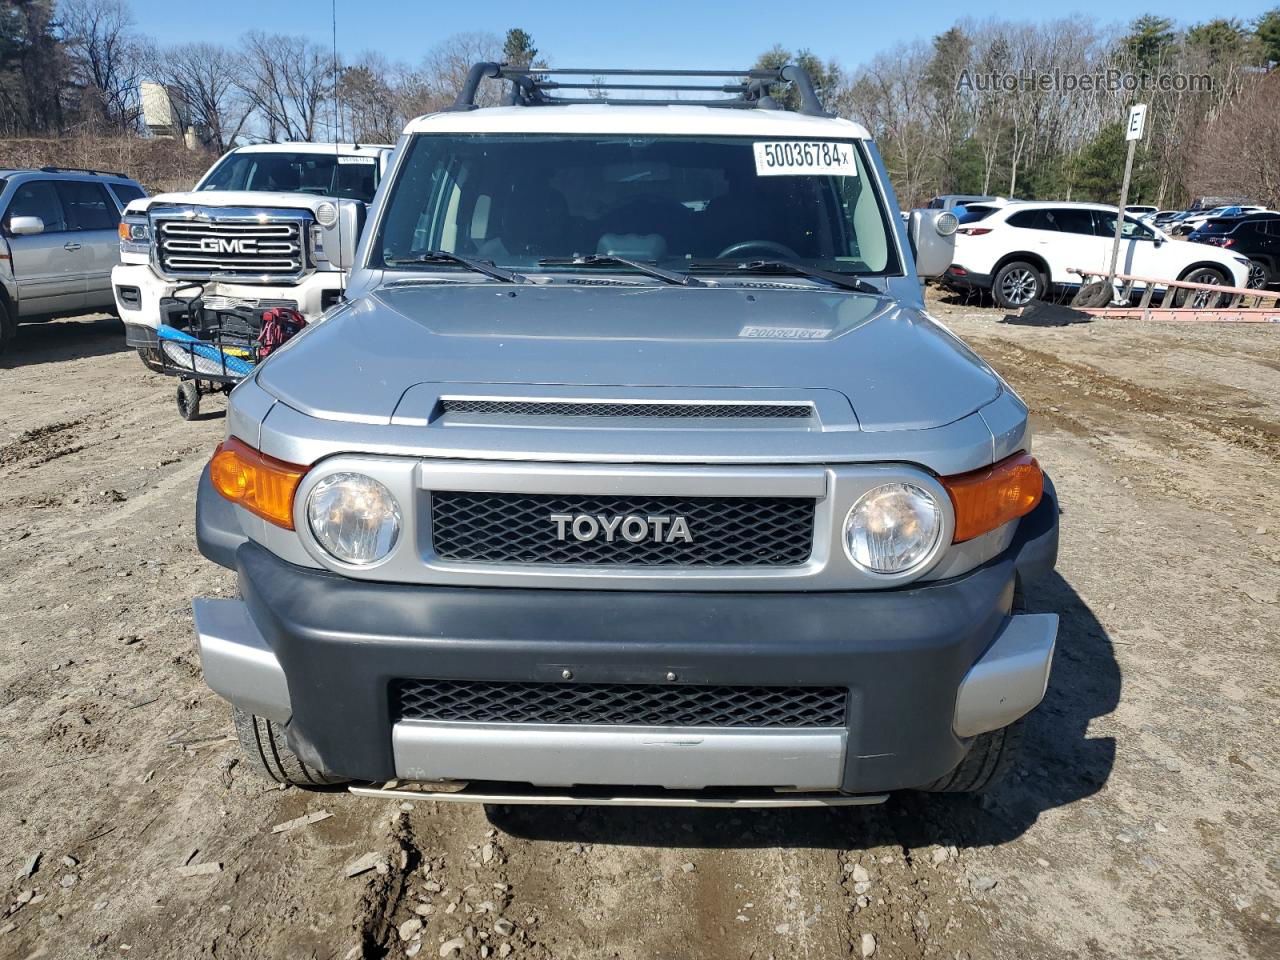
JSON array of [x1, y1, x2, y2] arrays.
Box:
[[753, 141, 858, 177], [337, 156, 376, 165]]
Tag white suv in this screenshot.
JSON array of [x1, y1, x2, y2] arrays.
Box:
[[944, 201, 1251, 308]]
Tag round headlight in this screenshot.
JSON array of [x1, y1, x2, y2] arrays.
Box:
[[306, 473, 401, 565], [315, 201, 338, 227], [843, 483, 942, 575]]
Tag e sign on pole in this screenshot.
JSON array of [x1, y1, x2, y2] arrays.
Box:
[[1108, 104, 1148, 293]]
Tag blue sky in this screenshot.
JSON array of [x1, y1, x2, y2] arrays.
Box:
[[130, 0, 1277, 69]]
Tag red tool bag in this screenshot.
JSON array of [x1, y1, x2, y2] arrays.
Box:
[[257, 307, 308, 358]]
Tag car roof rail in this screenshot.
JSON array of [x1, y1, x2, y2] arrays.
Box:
[[449, 63, 831, 117], [38, 165, 129, 178]]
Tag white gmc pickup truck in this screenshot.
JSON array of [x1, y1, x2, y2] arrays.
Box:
[[112, 142, 392, 369]]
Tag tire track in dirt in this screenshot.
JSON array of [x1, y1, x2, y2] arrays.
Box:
[[967, 337, 1280, 462]]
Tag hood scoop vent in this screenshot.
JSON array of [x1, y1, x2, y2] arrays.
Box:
[[438, 398, 814, 420]]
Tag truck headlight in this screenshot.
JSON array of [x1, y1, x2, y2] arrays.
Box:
[[843, 483, 942, 574], [118, 217, 151, 254], [306, 473, 401, 564]]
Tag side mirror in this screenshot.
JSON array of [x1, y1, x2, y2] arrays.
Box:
[[322, 200, 364, 270], [9, 215, 45, 236], [907, 209, 958, 279]]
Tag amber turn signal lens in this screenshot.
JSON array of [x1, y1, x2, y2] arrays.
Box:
[[943, 452, 1043, 543], [209, 437, 307, 529], [117, 221, 131, 242]]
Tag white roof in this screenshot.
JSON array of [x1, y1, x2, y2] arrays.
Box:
[[986, 200, 1123, 213], [232, 142, 393, 155], [404, 104, 870, 139]]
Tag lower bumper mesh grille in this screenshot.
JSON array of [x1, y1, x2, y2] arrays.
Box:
[[393, 679, 848, 728]]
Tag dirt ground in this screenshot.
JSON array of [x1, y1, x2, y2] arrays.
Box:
[[1, 295, 1277, 960]]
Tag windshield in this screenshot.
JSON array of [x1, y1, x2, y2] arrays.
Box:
[[374, 134, 900, 277], [199, 151, 380, 203]]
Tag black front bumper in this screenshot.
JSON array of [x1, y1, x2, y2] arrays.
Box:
[[199, 469, 1059, 792]]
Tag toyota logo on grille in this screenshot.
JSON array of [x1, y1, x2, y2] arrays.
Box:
[[198, 236, 258, 254], [550, 513, 693, 544]]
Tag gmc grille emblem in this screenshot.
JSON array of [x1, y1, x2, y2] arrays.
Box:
[[550, 512, 693, 544], [198, 236, 258, 254]]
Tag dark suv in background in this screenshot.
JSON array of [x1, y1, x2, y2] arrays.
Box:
[[1188, 213, 1280, 288]]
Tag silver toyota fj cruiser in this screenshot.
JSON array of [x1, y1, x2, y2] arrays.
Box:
[[193, 65, 1059, 806]]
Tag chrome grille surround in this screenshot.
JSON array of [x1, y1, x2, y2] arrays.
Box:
[[149, 205, 312, 284], [284, 456, 958, 591]]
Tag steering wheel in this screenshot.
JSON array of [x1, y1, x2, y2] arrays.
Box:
[[716, 240, 801, 260]]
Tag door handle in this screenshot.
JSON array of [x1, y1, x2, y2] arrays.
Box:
[[63, 241, 82, 252]]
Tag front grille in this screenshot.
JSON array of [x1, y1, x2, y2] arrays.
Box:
[[440, 399, 812, 419], [394, 679, 848, 728], [430, 492, 814, 566], [156, 218, 305, 279]]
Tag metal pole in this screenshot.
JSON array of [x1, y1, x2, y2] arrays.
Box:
[[1108, 136, 1138, 291]]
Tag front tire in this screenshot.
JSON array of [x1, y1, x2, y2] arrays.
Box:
[[919, 719, 1025, 793], [991, 261, 1045, 309], [232, 708, 349, 787], [136, 345, 165, 373], [0, 300, 14, 355], [1175, 266, 1230, 308]]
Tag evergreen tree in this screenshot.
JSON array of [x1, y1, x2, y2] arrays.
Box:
[[503, 28, 537, 68], [1255, 7, 1280, 64], [1122, 14, 1176, 68]]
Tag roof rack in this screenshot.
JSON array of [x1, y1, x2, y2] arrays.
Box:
[[450, 64, 831, 117], [39, 165, 128, 178]]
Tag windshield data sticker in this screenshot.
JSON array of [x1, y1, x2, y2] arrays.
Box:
[[753, 141, 858, 177], [337, 156, 376, 164]]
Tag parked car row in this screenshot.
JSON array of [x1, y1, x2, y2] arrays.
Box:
[[0, 143, 394, 360], [941, 199, 1254, 308]]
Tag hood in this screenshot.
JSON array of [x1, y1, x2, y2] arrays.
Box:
[[255, 282, 1001, 432], [141, 190, 331, 212]]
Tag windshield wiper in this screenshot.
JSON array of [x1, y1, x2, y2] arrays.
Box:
[[539, 255, 704, 287], [690, 259, 882, 294], [385, 251, 529, 284]]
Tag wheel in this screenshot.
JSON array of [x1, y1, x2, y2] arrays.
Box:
[[919, 718, 1026, 793], [1175, 267, 1230, 308], [991, 261, 1045, 308], [1070, 281, 1112, 308], [0, 299, 14, 355], [176, 380, 201, 420], [232, 708, 349, 787], [136, 345, 165, 373], [1246, 260, 1271, 289]]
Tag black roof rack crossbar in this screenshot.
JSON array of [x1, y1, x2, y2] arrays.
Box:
[[39, 165, 128, 178], [450, 63, 830, 117]]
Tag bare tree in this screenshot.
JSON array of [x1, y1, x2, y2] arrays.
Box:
[[145, 42, 251, 150], [59, 0, 141, 131], [336, 53, 402, 144], [849, 42, 937, 207], [1188, 71, 1280, 207], [236, 32, 334, 142], [417, 31, 503, 108]]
